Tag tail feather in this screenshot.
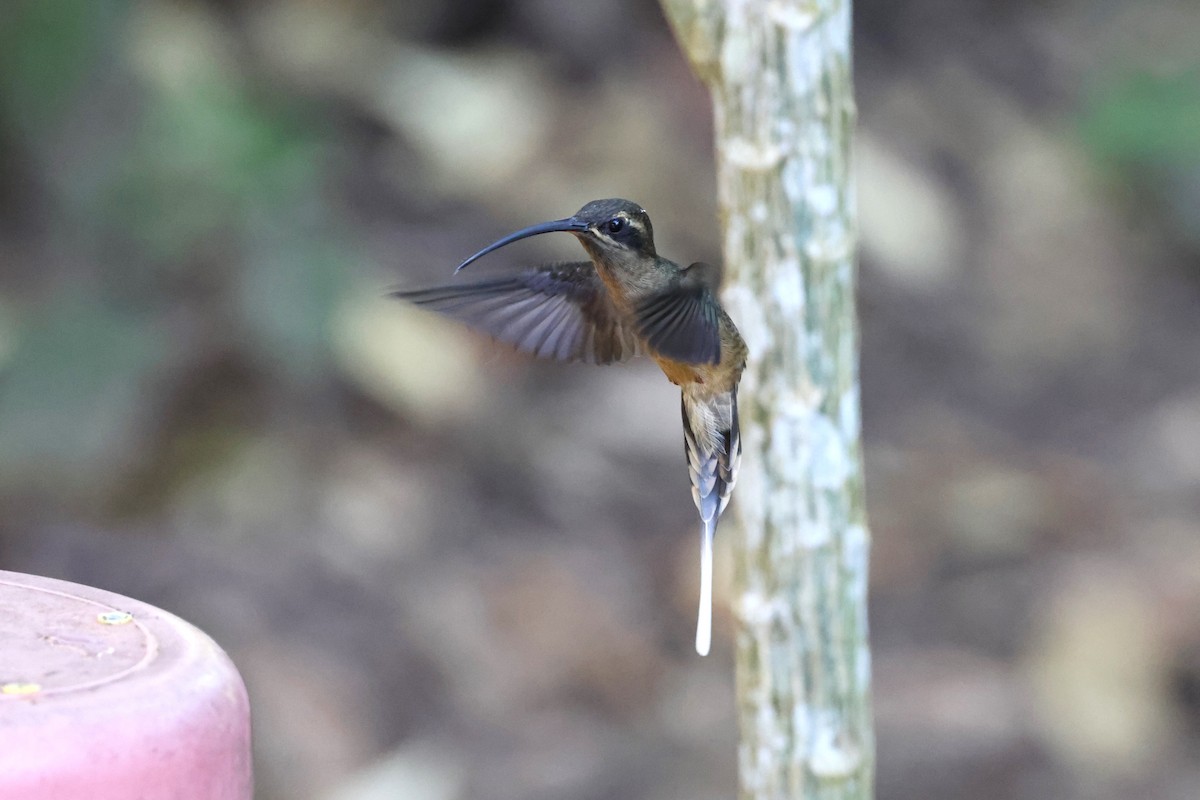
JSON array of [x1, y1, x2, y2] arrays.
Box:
[[681, 390, 741, 655], [696, 516, 714, 656]]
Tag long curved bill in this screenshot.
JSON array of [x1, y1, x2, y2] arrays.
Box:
[[456, 218, 590, 273]]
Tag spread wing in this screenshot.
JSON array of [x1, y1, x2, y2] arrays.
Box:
[[633, 262, 722, 365], [392, 262, 641, 365]]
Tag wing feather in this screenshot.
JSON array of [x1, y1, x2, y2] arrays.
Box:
[[636, 288, 721, 364], [393, 262, 641, 365]]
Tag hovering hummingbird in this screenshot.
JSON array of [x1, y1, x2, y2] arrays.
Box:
[[394, 199, 746, 655]]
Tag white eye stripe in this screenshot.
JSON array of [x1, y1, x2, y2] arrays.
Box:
[[595, 215, 647, 240]]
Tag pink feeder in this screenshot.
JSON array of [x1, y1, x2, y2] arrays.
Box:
[[0, 570, 252, 799]]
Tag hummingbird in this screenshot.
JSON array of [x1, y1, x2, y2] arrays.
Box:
[[393, 199, 746, 655]]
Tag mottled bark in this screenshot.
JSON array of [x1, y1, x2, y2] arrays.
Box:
[[659, 1, 873, 798]]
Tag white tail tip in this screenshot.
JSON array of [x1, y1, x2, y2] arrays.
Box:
[[695, 523, 714, 656]]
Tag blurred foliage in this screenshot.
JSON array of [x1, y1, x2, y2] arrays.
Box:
[[109, 63, 324, 258], [1081, 67, 1200, 249], [0, 1, 349, 501], [1082, 69, 1200, 169], [0, 291, 167, 495], [0, 0, 116, 134]]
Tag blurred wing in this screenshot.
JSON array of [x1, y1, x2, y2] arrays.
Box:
[[392, 262, 641, 365], [634, 263, 722, 365]]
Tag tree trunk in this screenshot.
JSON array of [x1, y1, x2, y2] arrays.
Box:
[[659, 1, 873, 798]]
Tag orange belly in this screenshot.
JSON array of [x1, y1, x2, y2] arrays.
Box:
[[654, 355, 703, 386]]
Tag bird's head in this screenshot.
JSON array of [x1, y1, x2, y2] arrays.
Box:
[[456, 198, 657, 273]]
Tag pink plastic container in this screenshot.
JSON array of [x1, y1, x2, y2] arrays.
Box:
[[0, 570, 252, 799]]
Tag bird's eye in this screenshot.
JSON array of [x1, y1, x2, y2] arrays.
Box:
[[605, 217, 626, 235]]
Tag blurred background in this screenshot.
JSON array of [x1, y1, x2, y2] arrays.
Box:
[[1, 1, 1198, 798]]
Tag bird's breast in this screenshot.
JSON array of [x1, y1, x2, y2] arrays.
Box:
[[654, 355, 740, 393], [654, 355, 702, 387], [651, 328, 746, 391]]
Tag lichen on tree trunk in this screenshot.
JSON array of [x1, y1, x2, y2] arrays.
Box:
[[659, 1, 873, 798]]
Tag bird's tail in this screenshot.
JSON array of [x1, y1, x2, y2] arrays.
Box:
[[696, 515, 715, 656], [681, 390, 741, 656]]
